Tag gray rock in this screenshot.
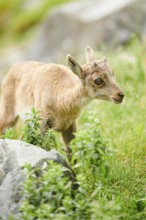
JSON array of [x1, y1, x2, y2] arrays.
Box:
[[0, 169, 25, 220], [0, 139, 73, 220], [0, 139, 71, 172], [28, 0, 146, 62]]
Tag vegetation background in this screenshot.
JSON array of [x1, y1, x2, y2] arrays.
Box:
[[0, 0, 146, 219], [0, 0, 70, 46]]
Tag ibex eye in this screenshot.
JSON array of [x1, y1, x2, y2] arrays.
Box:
[[94, 78, 103, 85]]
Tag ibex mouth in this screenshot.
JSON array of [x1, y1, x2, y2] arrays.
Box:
[[112, 98, 123, 104]]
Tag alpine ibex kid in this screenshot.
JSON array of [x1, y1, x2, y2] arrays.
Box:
[[0, 46, 124, 159]]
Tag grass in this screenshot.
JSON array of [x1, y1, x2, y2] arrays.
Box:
[[77, 37, 146, 219], [2, 37, 146, 219], [1, 1, 145, 219]]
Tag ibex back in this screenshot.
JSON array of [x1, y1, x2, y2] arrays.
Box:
[[0, 46, 124, 159]]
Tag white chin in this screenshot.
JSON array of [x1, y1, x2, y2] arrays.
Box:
[[111, 98, 123, 104]]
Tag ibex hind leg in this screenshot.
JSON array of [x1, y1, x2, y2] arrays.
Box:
[[0, 111, 18, 135], [0, 85, 17, 135]]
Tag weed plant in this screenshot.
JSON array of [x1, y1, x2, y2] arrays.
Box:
[[23, 107, 57, 151]]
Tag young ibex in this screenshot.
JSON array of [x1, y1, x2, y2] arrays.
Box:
[[0, 46, 124, 159]]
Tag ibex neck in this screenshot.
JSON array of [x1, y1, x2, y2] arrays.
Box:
[[58, 81, 90, 113]]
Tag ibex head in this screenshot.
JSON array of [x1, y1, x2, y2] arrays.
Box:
[[67, 46, 124, 104]]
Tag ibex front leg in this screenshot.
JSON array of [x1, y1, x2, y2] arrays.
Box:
[[61, 122, 76, 161]]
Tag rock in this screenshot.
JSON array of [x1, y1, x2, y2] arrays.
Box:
[[28, 0, 146, 62], [0, 139, 74, 220], [0, 169, 25, 220]]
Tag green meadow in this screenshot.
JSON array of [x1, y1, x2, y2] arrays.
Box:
[[0, 2, 146, 218], [76, 37, 146, 219], [4, 37, 146, 219]]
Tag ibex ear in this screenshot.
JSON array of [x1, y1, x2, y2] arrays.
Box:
[[85, 45, 95, 63], [67, 55, 84, 79], [103, 57, 107, 63]]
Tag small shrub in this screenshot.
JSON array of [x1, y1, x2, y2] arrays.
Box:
[[19, 161, 123, 220], [71, 112, 111, 180], [0, 127, 17, 139], [42, 129, 58, 150], [20, 161, 91, 220], [23, 107, 43, 146], [23, 107, 57, 151]]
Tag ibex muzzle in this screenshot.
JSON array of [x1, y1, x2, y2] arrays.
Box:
[[0, 46, 124, 160]]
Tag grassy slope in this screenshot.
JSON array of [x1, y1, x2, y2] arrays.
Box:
[[78, 38, 146, 219], [1, 1, 145, 219], [3, 38, 146, 220]]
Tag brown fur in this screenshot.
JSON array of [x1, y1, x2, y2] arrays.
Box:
[[0, 46, 124, 159]]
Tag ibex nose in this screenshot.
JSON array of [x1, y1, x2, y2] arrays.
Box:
[[118, 91, 124, 99]]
